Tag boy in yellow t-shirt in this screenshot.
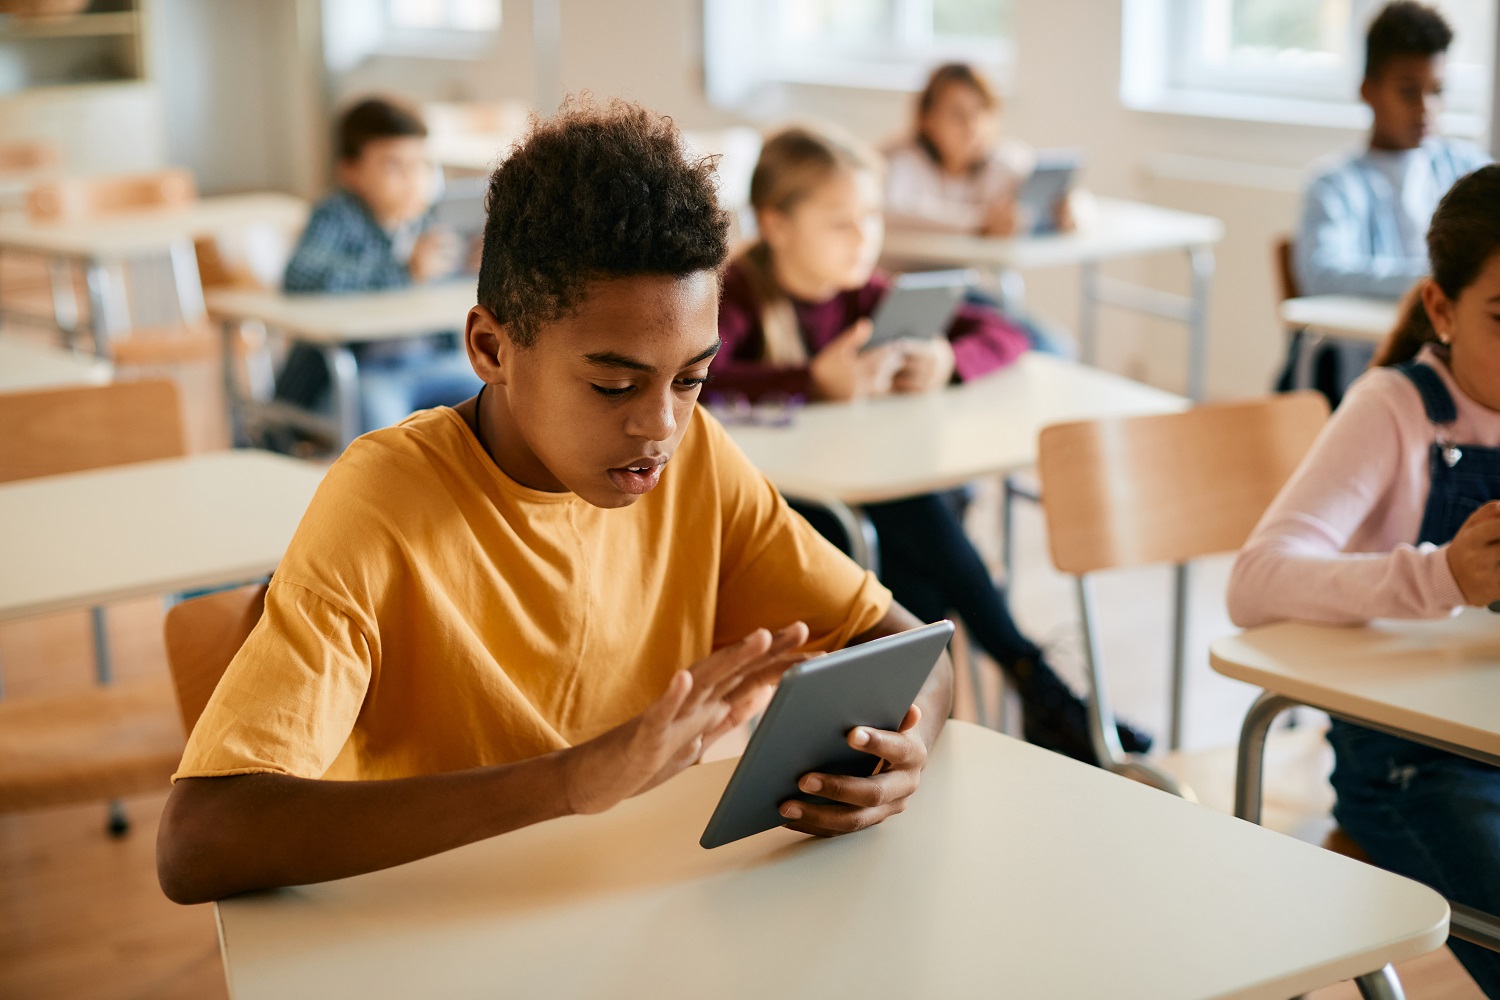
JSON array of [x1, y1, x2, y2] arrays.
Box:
[[157, 99, 953, 904]]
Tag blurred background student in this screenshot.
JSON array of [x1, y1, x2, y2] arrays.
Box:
[[883, 63, 1074, 237], [273, 97, 482, 443], [712, 125, 1152, 764], [1286, 1, 1490, 406]]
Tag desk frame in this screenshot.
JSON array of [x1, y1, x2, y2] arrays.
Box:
[[1236, 690, 1500, 958]]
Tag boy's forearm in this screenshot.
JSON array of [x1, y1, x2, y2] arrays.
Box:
[[158, 749, 576, 904]]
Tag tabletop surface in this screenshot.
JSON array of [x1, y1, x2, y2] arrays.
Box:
[[216, 721, 1447, 1000], [1279, 295, 1399, 341], [724, 353, 1187, 503], [0, 193, 309, 258], [1211, 608, 1500, 761], [882, 197, 1225, 270], [0, 450, 323, 622], [0, 337, 112, 391], [205, 280, 478, 344]]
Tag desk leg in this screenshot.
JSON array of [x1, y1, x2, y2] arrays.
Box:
[[1078, 261, 1099, 367], [90, 605, 130, 837], [49, 257, 81, 348], [1186, 245, 1215, 402], [1168, 563, 1189, 751], [321, 344, 362, 451], [219, 318, 248, 446], [1232, 690, 1296, 824], [82, 258, 131, 358], [167, 237, 207, 325], [1354, 965, 1406, 999]]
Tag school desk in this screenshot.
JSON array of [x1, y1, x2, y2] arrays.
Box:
[[0, 193, 308, 355], [1212, 609, 1500, 955], [0, 336, 112, 392], [205, 281, 477, 450], [214, 720, 1446, 1000], [1278, 295, 1400, 391], [724, 352, 1186, 571], [0, 450, 322, 623], [883, 198, 1224, 401]]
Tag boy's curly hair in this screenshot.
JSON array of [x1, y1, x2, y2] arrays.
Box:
[[1365, 2, 1452, 81], [478, 98, 731, 346]]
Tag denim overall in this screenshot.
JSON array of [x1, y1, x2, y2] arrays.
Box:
[[1326, 359, 1500, 995]]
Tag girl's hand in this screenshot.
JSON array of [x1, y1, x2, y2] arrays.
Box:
[[809, 320, 905, 401], [980, 197, 1018, 237], [1445, 501, 1500, 606], [1053, 191, 1077, 233], [892, 337, 956, 395]]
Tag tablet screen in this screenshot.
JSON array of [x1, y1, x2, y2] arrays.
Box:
[[699, 621, 954, 849]]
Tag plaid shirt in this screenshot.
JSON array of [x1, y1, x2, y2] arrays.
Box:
[[282, 189, 422, 293]]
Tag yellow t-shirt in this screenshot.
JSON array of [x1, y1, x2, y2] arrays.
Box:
[[175, 406, 890, 782]]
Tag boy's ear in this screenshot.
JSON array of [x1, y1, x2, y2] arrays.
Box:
[[464, 305, 511, 386], [1358, 75, 1377, 108]]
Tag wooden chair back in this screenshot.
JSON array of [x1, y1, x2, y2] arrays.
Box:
[[163, 584, 267, 735], [27, 168, 197, 224], [0, 379, 185, 483], [1274, 235, 1300, 302], [0, 139, 59, 174], [1037, 392, 1329, 575]]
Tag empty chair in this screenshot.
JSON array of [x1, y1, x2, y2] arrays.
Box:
[[1036, 391, 1329, 791], [163, 583, 267, 736]]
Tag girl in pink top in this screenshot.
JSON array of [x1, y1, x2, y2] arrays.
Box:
[[1228, 165, 1500, 996], [713, 125, 1150, 766]]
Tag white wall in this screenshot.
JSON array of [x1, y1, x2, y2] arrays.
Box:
[[329, 0, 1491, 399]]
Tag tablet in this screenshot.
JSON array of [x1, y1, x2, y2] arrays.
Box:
[[1015, 149, 1082, 236], [432, 174, 489, 241], [864, 270, 974, 351], [699, 620, 955, 849]]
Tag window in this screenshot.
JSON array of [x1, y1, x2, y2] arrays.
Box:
[[388, 0, 501, 33], [323, 0, 502, 70], [704, 0, 1013, 107], [1122, 0, 1494, 131]]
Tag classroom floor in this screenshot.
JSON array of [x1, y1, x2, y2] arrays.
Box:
[[0, 330, 1482, 998]]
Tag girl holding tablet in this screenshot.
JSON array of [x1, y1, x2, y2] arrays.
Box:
[[711, 125, 1151, 765], [1228, 166, 1500, 995]]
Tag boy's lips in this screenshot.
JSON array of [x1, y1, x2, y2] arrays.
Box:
[[606, 457, 668, 495]]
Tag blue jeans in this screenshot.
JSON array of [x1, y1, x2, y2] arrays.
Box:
[[357, 347, 483, 433], [1328, 720, 1500, 996]]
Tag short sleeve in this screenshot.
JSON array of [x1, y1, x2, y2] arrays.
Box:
[[173, 580, 374, 781], [702, 413, 892, 651]]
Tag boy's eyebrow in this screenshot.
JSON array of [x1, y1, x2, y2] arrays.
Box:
[[582, 339, 722, 374]]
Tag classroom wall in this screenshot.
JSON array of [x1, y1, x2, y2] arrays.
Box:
[[328, 0, 1490, 400]]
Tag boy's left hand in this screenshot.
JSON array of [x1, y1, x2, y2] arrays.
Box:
[[779, 705, 928, 836], [892, 337, 956, 394]]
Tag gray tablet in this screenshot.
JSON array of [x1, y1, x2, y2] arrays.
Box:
[[864, 270, 973, 351], [699, 620, 954, 849], [1015, 149, 1082, 235]]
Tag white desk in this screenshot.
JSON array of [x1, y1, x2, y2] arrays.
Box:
[[0, 193, 309, 355], [205, 281, 477, 450], [0, 450, 323, 623], [1212, 609, 1500, 954], [1278, 295, 1400, 392], [216, 721, 1446, 1000], [725, 353, 1186, 567], [0, 337, 112, 392], [883, 198, 1225, 401]]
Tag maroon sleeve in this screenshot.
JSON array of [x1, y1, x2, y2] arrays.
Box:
[[711, 264, 815, 401], [946, 300, 1029, 382]]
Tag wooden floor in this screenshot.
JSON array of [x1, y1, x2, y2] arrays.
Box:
[[0, 329, 1483, 998]]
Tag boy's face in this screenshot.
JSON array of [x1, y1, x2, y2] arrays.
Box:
[[1361, 53, 1445, 151], [473, 272, 721, 509], [337, 136, 437, 226]]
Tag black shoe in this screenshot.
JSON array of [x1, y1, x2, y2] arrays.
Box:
[[1009, 658, 1154, 764]]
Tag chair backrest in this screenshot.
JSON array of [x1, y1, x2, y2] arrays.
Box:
[[163, 584, 267, 736], [1273, 235, 1300, 302], [1037, 391, 1330, 575], [0, 379, 185, 483], [0, 139, 59, 175], [27, 168, 197, 224]]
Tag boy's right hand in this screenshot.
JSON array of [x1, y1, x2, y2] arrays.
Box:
[[809, 319, 905, 402], [560, 622, 811, 816], [409, 226, 461, 283], [981, 197, 1019, 237], [1445, 501, 1500, 606]]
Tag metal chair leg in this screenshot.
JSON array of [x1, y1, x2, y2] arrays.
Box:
[[1168, 563, 1189, 751], [1233, 691, 1297, 824]]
